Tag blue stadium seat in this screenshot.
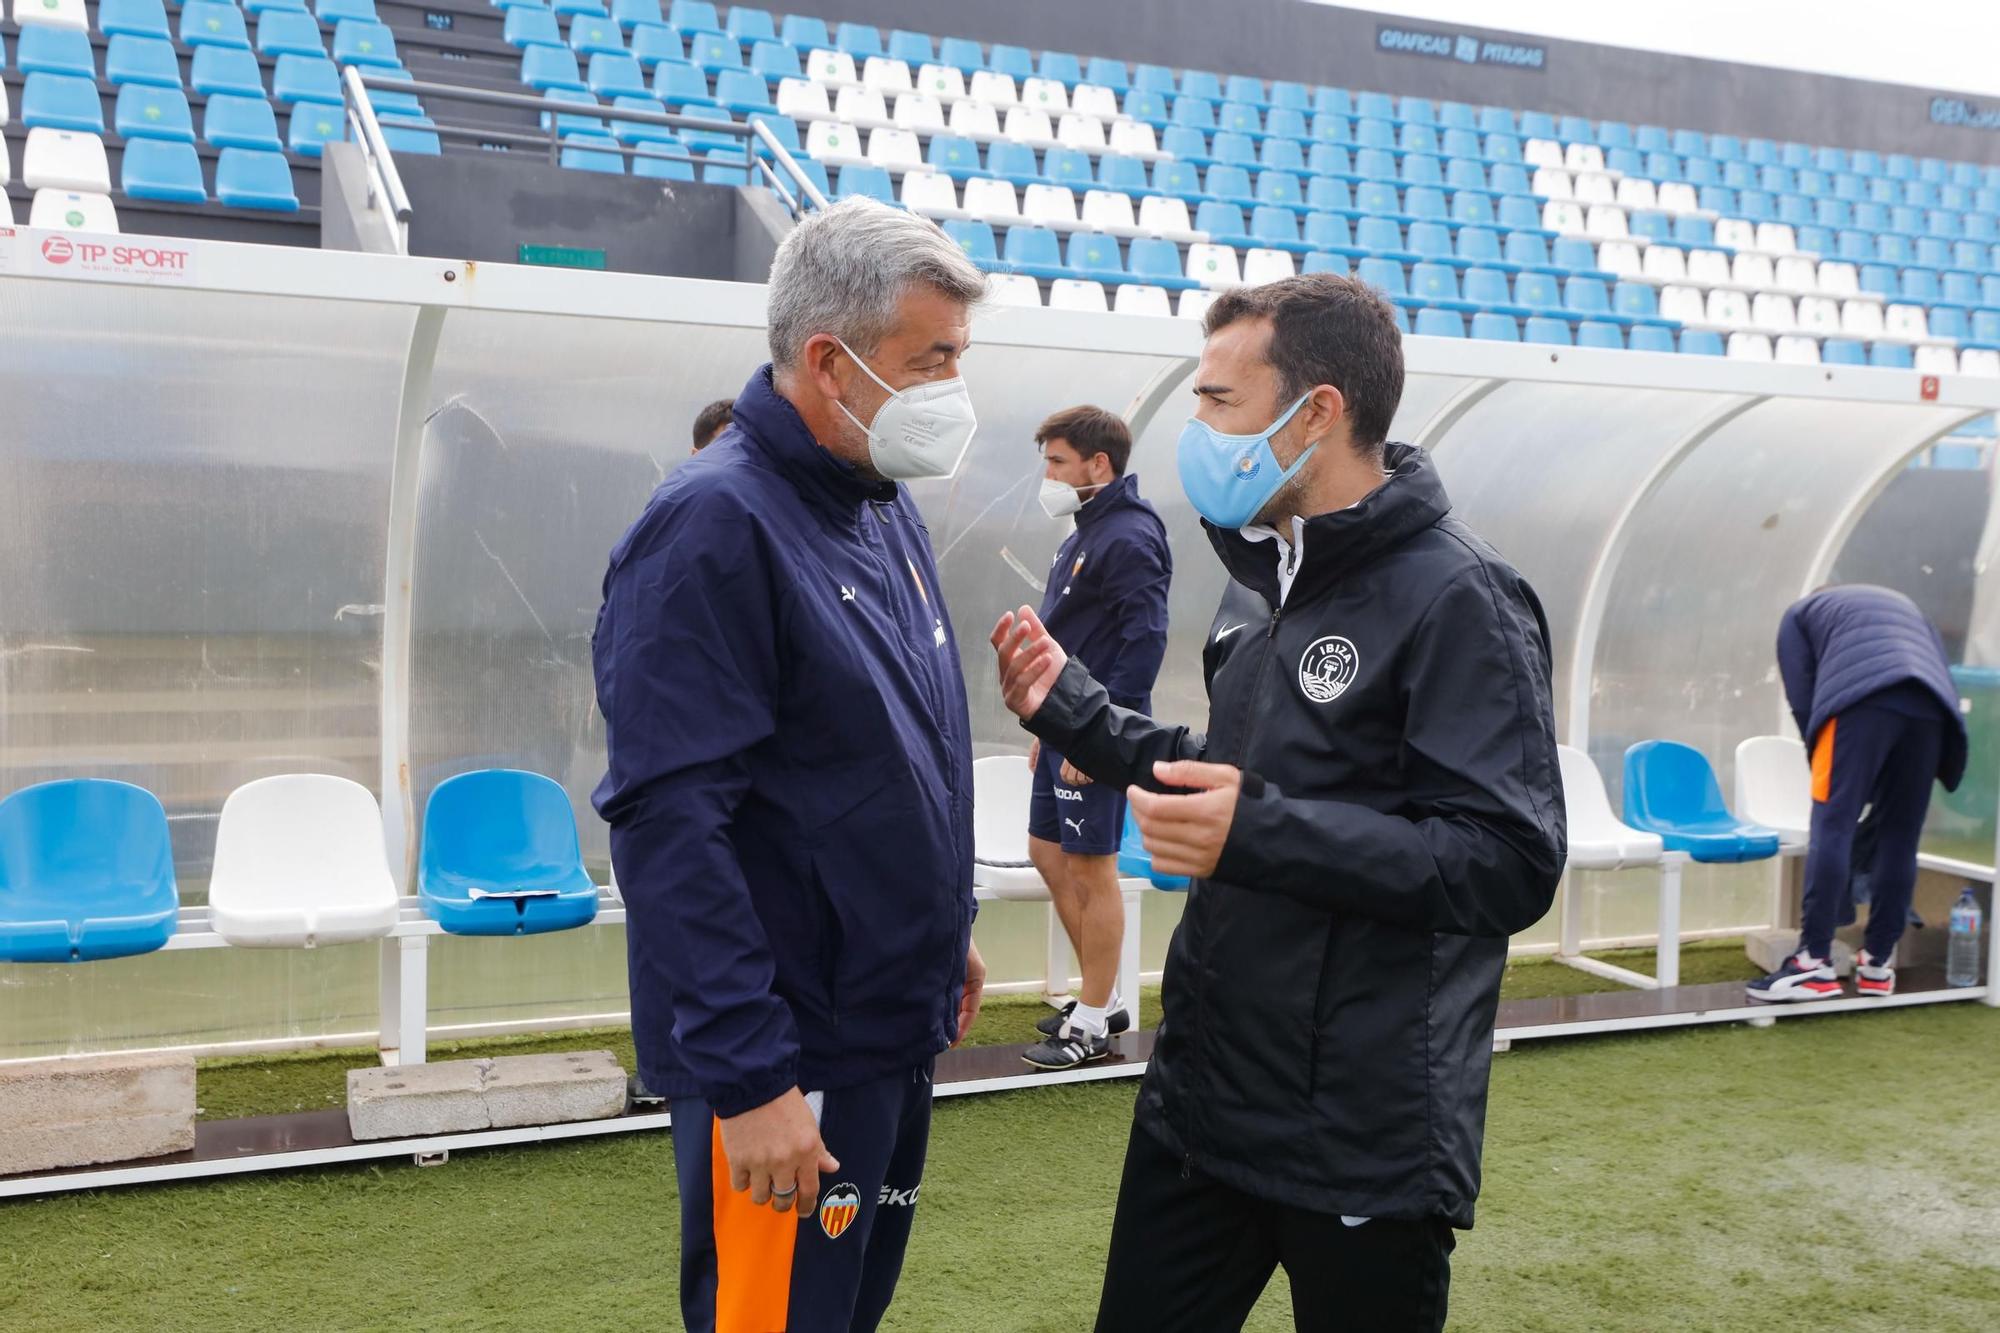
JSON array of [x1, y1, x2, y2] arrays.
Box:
[[1627, 325, 1674, 353], [1172, 96, 1216, 133], [1218, 101, 1261, 136], [1301, 251, 1344, 275], [1563, 277, 1625, 325], [613, 0, 662, 28], [1884, 153, 1915, 180], [1159, 126, 1207, 162], [605, 95, 671, 143], [1475, 105, 1513, 135], [1002, 224, 1068, 279], [380, 116, 443, 154], [892, 30, 937, 67], [1399, 124, 1438, 156], [1354, 118, 1396, 151], [715, 67, 771, 111], [269, 53, 339, 104], [1124, 89, 1168, 125], [725, 5, 773, 40], [1256, 170, 1302, 208], [1084, 152, 1140, 196], [570, 16, 627, 55], [987, 141, 1042, 186], [1065, 230, 1123, 279], [654, 60, 714, 105], [22, 73, 105, 132], [121, 135, 208, 201], [631, 26, 686, 67], [1251, 205, 1303, 249], [1451, 191, 1494, 227], [1456, 228, 1505, 271], [560, 130, 626, 172], [589, 51, 650, 96], [1307, 143, 1351, 178], [0, 781, 180, 964], [1406, 220, 1453, 262], [1515, 271, 1565, 315], [1469, 312, 1518, 341], [1670, 128, 1706, 157], [1461, 266, 1525, 315], [1411, 262, 1475, 311], [19, 26, 95, 79], [675, 102, 736, 151], [333, 19, 399, 67], [1503, 231, 1551, 271], [1623, 741, 1779, 863], [181, 0, 251, 48], [419, 771, 598, 937], [1357, 215, 1416, 261], [523, 44, 587, 89], [216, 146, 299, 210], [1576, 321, 1623, 349], [988, 43, 1033, 80], [287, 101, 346, 155], [101, 0, 172, 39], [1523, 315, 1571, 345], [700, 149, 750, 184], [690, 30, 741, 71], [1613, 281, 1668, 324], [935, 35, 982, 73], [1497, 195, 1544, 233], [745, 38, 798, 79], [1086, 56, 1129, 93], [1672, 215, 1715, 248], [1315, 86, 1354, 118], [1306, 176, 1353, 215], [1901, 270, 1942, 304], [257, 9, 326, 57], [1353, 147, 1396, 183], [1269, 80, 1308, 112], [204, 92, 282, 149], [1303, 212, 1363, 256], [1310, 113, 1349, 144], [1820, 337, 1867, 364], [1351, 91, 1391, 122], [1207, 164, 1255, 206], [318, 0, 378, 21], [1225, 74, 1264, 106], [1414, 308, 1465, 337], [1441, 128, 1482, 161], [836, 162, 894, 205], [1209, 131, 1254, 168], [1195, 200, 1248, 246], [1931, 307, 1970, 341], [776, 13, 827, 48], [1633, 124, 1669, 152], [115, 83, 195, 141], [831, 21, 879, 59], [1551, 237, 1602, 277], [1043, 146, 1093, 188], [1261, 136, 1306, 173], [1400, 155, 1442, 189], [1444, 157, 1487, 194], [1644, 150, 1680, 182], [1127, 237, 1195, 289], [1815, 198, 1851, 229], [1859, 264, 1897, 297], [105, 34, 181, 88], [1869, 343, 1914, 369], [541, 87, 605, 133], [631, 139, 693, 178]]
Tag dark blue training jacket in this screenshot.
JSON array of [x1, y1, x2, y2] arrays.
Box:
[[1777, 584, 1967, 790], [591, 366, 976, 1117], [1037, 473, 1172, 713]]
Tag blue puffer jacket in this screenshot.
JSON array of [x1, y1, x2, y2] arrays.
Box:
[[591, 366, 975, 1117], [1777, 585, 1967, 789]]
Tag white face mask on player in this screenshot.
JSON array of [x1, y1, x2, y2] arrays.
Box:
[[832, 337, 980, 482], [1038, 478, 1106, 519]]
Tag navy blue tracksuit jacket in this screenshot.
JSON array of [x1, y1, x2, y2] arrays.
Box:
[[591, 366, 975, 1117], [1037, 474, 1172, 713]]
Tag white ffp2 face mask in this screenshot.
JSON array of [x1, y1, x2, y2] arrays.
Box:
[[833, 338, 979, 482], [1038, 477, 1105, 519]]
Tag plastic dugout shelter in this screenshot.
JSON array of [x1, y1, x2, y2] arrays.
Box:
[[1, 231, 1997, 1063]]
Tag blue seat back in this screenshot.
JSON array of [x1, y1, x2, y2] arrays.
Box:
[[117, 83, 196, 141], [1623, 741, 1781, 861], [1627, 325, 1674, 353], [1469, 312, 1516, 341], [1066, 231, 1122, 277], [1127, 237, 1181, 281], [1576, 321, 1623, 349], [0, 780, 179, 963], [419, 770, 597, 935], [1523, 315, 1571, 345], [1004, 224, 1061, 267], [988, 42, 1032, 79], [1414, 308, 1464, 337], [1355, 254, 1405, 296], [1118, 808, 1188, 891], [20, 25, 97, 77]]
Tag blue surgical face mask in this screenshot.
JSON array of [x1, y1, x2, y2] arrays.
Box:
[[1175, 394, 1317, 529]]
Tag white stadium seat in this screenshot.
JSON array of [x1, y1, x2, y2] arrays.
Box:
[[1732, 254, 1775, 291], [1714, 218, 1757, 251], [987, 273, 1042, 306], [1751, 293, 1796, 333], [1524, 137, 1563, 169], [1884, 304, 1930, 342], [1557, 745, 1664, 871], [1139, 194, 1194, 237], [1243, 247, 1296, 282], [915, 64, 965, 100], [1727, 331, 1774, 362], [1817, 261, 1860, 297], [1615, 177, 1657, 211], [1774, 334, 1820, 365], [1187, 241, 1242, 288], [1733, 737, 1812, 849], [1057, 113, 1106, 150], [775, 78, 831, 120], [1019, 77, 1070, 113], [1531, 167, 1572, 199], [949, 98, 1001, 137], [14, 0, 88, 29], [862, 57, 913, 96], [807, 49, 858, 86], [1071, 84, 1119, 119], [1657, 182, 1698, 213], [1659, 285, 1706, 324], [834, 86, 889, 125], [1686, 249, 1731, 286], [1113, 283, 1173, 316], [893, 93, 946, 133], [865, 127, 922, 169], [1642, 244, 1688, 283], [1961, 349, 2000, 377], [1706, 289, 1752, 329], [1081, 189, 1137, 233], [1914, 345, 1958, 374], [1774, 256, 1819, 295], [1178, 288, 1220, 320], [1022, 183, 1077, 226], [899, 169, 959, 215], [1585, 205, 1628, 240], [963, 175, 1021, 224], [1048, 278, 1108, 312], [1563, 142, 1605, 173], [1597, 241, 1642, 278], [1755, 223, 1797, 255], [1796, 296, 1841, 335], [804, 119, 862, 163], [970, 756, 1049, 898], [969, 70, 1019, 107], [1841, 300, 1886, 339], [1108, 120, 1158, 155], [1573, 172, 1615, 206], [23, 128, 111, 193], [29, 189, 117, 233], [1003, 106, 1056, 145], [208, 775, 399, 949], [1542, 200, 1586, 234]]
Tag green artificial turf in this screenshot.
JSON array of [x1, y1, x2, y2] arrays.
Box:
[[6, 945, 1997, 1332]]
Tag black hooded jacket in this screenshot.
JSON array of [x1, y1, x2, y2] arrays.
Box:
[[1024, 444, 1565, 1227]]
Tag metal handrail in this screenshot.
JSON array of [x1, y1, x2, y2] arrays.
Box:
[[342, 66, 414, 254]]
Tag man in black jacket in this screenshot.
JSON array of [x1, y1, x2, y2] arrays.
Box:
[[991, 273, 1565, 1332]]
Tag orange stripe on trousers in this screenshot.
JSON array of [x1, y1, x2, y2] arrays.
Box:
[[711, 1118, 797, 1333], [1811, 716, 1838, 803]]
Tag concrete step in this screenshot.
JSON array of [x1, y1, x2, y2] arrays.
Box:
[[347, 1049, 625, 1140]]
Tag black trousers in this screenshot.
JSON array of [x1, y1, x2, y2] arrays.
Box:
[[1095, 1121, 1455, 1333]]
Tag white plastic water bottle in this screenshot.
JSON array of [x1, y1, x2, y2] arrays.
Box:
[[1947, 887, 1984, 988]]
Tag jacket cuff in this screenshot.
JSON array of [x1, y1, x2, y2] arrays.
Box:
[[1020, 658, 1104, 750], [1212, 771, 1286, 889], [708, 1059, 801, 1120]]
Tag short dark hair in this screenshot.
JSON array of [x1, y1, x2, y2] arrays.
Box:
[[691, 399, 734, 450], [1202, 272, 1405, 456], [1034, 405, 1133, 476]]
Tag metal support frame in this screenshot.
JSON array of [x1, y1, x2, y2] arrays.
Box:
[[1554, 851, 1690, 989], [343, 66, 414, 255]]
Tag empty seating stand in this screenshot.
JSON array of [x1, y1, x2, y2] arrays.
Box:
[[207, 774, 400, 948], [0, 779, 179, 963], [418, 769, 600, 935]]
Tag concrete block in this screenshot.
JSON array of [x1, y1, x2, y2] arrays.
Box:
[[0, 1053, 196, 1176], [1745, 929, 1854, 977], [483, 1050, 627, 1130], [347, 1050, 626, 1141]]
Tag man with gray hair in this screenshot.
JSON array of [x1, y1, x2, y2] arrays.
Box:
[[592, 199, 988, 1333]]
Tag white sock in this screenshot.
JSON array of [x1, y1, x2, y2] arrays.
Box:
[[1067, 1001, 1110, 1039]]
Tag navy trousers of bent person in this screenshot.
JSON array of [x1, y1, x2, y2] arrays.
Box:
[[1799, 693, 1946, 963], [671, 1062, 934, 1333]]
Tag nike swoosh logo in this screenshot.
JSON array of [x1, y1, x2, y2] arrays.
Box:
[[1214, 623, 1246, 641]]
